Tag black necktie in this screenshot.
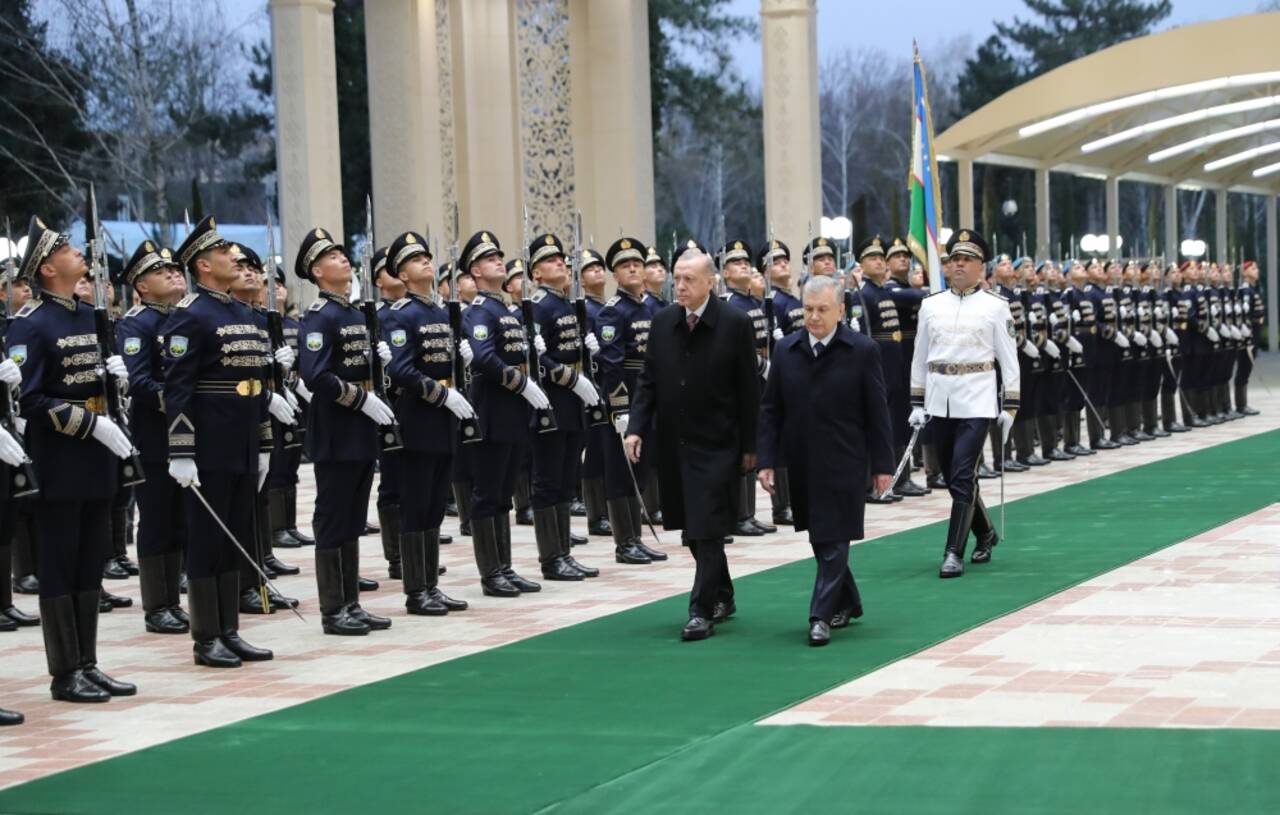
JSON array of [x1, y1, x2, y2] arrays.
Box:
[[813, 340, 824, 356]]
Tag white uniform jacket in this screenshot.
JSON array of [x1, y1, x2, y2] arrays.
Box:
[[910, 286, 1021, 419]]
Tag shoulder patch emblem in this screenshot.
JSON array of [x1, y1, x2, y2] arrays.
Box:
[[1006, 319, 1016, 338], [531, 289, 546, 302], [308, 299, 327, 312], [14, 301, 40, 318], [168, 335, 189, 357], [175, 293, 198, 309], [600, 325, 617, 342], [123, 337, 142, 355], [472, 295, 486, 307], [390, 329, 407, 347], [472, 324, 490, 341], [390, 298, 409, 310], [8, 345, 26, 366], [125, 304, 145, 318], [306, 332, 324, 351], [605, 296, 620, 307]]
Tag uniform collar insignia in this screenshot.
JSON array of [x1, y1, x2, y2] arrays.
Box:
[[196, 283, 232, 303], [950, 284, 979, 297], [45, 291, 77, 311], [142, 300, 173, 314], [319, 289, 352, 308]]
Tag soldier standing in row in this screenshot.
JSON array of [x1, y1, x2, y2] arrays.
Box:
[[578, 248, 613, 539]]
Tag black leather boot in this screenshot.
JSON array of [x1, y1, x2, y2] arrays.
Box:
[[1038, 416, 1072, 460], [1144, 400, 1170, 437], [284, 486, 314, 545], [217, 572, 273, 660], [164, 552, 188, 625], [608, 498, 650, 564], [583, 478, 611, 536], [402, 530, 447, 615], [498, 513, 541, 592], [378, 503, 402, 580], [557, 503, 598, 577], [41, 595, 109, 702], [630, 495, 669, 559], [140, 555, 187, 634], [535, 506, 581, 581], [514, 472, 534, 526], [1016, 423, 1049, 466], [188, 577, 241, 666], [268, 488, 299, 548], [76, 590, 136, 696], [939, 501, 975, 579], [969, 498, 999, 564], [342, 541, 390, 630], [453, 481, 474, 537], [472, 517, 519, 596], [0, 545, 38, 628], [425, 528, 466, 611], [316, 547, 368, 635]]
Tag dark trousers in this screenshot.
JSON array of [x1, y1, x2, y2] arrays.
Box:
[[400, 450, 452, 533], [932, 417, 989, 505], [36, 499, 110, 598], [687, 539, 733, 619], [377, 447, 401, 509], [312, 461, 375, 550], [1236, 347, 1253, 385], [582, 424, 607, 480], [135, 464, 186, 558], [531, 429, 583, 509], [809, 541, 860, 623], [184, 472, 256, 579], [470, 440, 523, 519], [1088, 363, 1112, 408], [267, 440, 303, 489], [602, 427, 645, 501]]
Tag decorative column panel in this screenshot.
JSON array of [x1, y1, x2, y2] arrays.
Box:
[[365, 0, 443, 242], [1164, 184, 1178, 262], [1035, 167, 1051, 259], [568, 0, 656, 246], [957, 158, 975, 228], [1105, 175, 1120, 260], [1215, 188, 1229, 264], [515, 0, 576, 243], [447, 0, 522, 251], [271, 0, 344, 303], [435, 0, 459, 242], [760, 0, 820, 251]]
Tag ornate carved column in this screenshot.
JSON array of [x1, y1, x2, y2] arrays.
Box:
[[760, 0, 820, 253]]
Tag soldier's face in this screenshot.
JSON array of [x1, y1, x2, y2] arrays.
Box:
[[377, 266, 407, 299], [231, 260, 261, 295], [768, 256, 790, 287], [75, 275, 93, 301], [399, 253, 434, 288], [458, 275, 477, 301], [749, 271, 765, 298], [43, 243, 87, 288], [581, 262, 604, 293], [11, 281, 31, 307], [471, 252, 505, 290], [644, 261, 666, 289], [950, 254, 983, 289], [723, 257, 751, 288], [138, 267, 182, 303], [311, 248, 351, 291], [888, 253, 909, 274], [673, 253, 714, 309], [859, 254, 885, 280], [613, 258, 643, 293], [811, 254, 835, 276], [802, 286, 842, 337], [535, 255, 568, 290]]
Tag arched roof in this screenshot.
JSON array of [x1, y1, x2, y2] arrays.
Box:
[[936, 12, 1280, 196]]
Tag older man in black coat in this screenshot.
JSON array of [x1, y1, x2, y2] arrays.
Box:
[[624, 243, 759, 641], [759, 276, 895, 646]]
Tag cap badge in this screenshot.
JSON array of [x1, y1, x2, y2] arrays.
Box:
[[621, 239, 631, 249]]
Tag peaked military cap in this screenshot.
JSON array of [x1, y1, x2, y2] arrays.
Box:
[[389, 231, 430, 274], [644, 244, 664, 266], [371, 246, 390, 277], [854, 235, 885, 261], [124, 239, 170, 285], [605, 236, 645, 270], [718, 239, 751, 268], [945, 228, 989, 262], [529, 233, 565, 267], [231, 243, 263, 271], [885, 236, 911, 258], [177, 215, 229, 270], [505, 257, 526, 283], [18, 215, 69, 283], [803, 236, 835, 263], [461, 230, 503, 270], [675, 238, 709, 261], [757, 239, 790, 270], [294, 226, 345, 283], [578, 248, 605, 271]]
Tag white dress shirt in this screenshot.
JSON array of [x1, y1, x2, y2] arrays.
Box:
[[910, 287, 1021, 419]]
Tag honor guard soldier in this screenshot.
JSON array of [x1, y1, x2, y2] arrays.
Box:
[[643, 244, 668, 304], [1157, 263, 1189, 432], [803, 237, 837, 278], [296, 228, 394, 635], [760, 240, 803, 336], [909, 229, 1019, 578], [10, 216, 137, 700], [578, 248, 612, 538], [504, 258, 536, 527], [993, 255, 1048, 467], [1237, 261, 1263, 415], [373, 246, 407, 579], [164, 217, 275, 667], [1135, 262, 1169, 438], [526, 233, 603, 580], [116, 241, 190, 634], [719, 239, 775, 537], [639, 245, 666, 525], [460, 230, 546, 596], [0, 263, 38, 635], [596, 237, 666, 564], [381, 231, 471, 615], [267, 264, 315, 546], [1028, 261, 1074, 460]]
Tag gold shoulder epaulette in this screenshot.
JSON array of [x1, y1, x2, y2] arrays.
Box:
[[14, 300, 41, 318], [175, 293, 199, 309], [308, 298, 328, 312]]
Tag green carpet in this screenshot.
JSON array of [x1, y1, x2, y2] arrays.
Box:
[[2, 431, 1277, 814]]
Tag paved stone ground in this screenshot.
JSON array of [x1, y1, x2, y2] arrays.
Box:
[[1, 373, 1277, 787]]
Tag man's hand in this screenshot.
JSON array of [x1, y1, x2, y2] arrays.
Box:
[[623, 433, 642, 463], [90, 416, 133, 458], [1043, 339, 1061, 359], [1066, 336, 1084, 354], [0, 358, 21, 387], [443, 388, 476, 420], [105, 354, 129, 384], [1165, 327, 1179, 346], [612, 411, 629, 436], [521, 380, 550, 410], [583, 332, 599, 355], [758, 467, 775, 495], [294, 378, 313, 403], [169, 458, 199, 488], [1207, 326, 1220, 343], [996, 410, 1015, 444], [849, 317, 861, 333], [1114, 332, 1130, 349], [1149, 330, 1163, 349], [740, 452, 757, 474], [268, 392, 297, 425], [359, 392, 396, 425], [534, 334, 547, 355], [908, 406, 927, 429], [571, 376, 600, 406], [376, 340, 392, 365], [0, 426, 24, 467], [459, 338, 474, 367], [1132, 331, 1147, 347], [772, 327, 784, 342], [274, 344, 296, 370], [1021, 340, 1040, 359], [872, 473, 892, 496]]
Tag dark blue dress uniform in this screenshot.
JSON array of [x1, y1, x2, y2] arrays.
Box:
[[459, 230, 542, 596], [594, 238, 657, 564], [370, 245, 404, 577], [116, 242, 188, 633], [721, 256, 774, 535], [578, 252, 612, 538], [758, 323, 894, 625], [267, 291, 312, 545], [1236, 275, 1263, 413], [757, 240, 803, 336]]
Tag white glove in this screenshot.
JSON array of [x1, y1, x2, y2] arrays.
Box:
[[1067, 336, 1084, 354], [168, 458, 199, 488], [257, 451, 271, 492], [14, 416, 26, 436], [612, 411, 629, 436], [0, 426, 25, 467], [1043, 339, 1061, 359], [534, 334, 547, 355], [997, 411, 1015, 444], [1132, 331, 1147, 347], [1048, 313, 1059, 327], [520, 380, 550, 410], [274, 344, 296, 370], [458, 338, 474, 367], [584, 333, 599, 355], [1119, 305, 1131, 319], [1114, 333, 1130, 349], [1165, 327, 1178, 345], [90, 415, 133, 459], [908, 407, 927, 429], [850, 317, 861, 333], [1149, 330, 1163, 349], [0, 358, 21, 387], [359, 391, 396, 425], [282, 387, 299, 413], [1210, 303, 1220, 318], [377, 340, 392, 365], [1207, 326, 1220, 342], [442, 388, 476, 420], [571, 376, 600, 406], [105, 354, 129, 384], [268, 392, 297, 425], [1021, 340, 1040, 359], [1072, 309, 1081, 322], [1229, 325, 1242, 341], [294, 378, 312, 403], [772, 327, 784, 341]]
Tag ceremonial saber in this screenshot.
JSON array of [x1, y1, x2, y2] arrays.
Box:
[[617, 429, 663, 548], [879, 421, 925, 501], [188, 483, 306, 623], [1162, 350, 1199, 420], [1064, 367, 1108, 434]]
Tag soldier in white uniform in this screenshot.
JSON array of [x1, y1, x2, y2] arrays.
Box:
[[909, 229, 1020, 578]]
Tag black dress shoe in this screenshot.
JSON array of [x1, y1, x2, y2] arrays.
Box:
[[634, 541, 668, 561], [0, 614, 15, 632], [1241, 406, 1260, 416], [438, 565, 447, 576], [751, 518, 778, 534], [976, 465, 1000, 479], [347, 604, 391, 630], [772, 508, 794, 525], [865, 490, 902, 504], [268, 591, 299, 610], [82, 666, 136, 697], [926, 473, 947, 489], [893, 480, 930, 497], [406, 590, 450, 616], [0, 708, 23, 726], [481, 575, 522, 597], [568, 531, 588, 546], [1189, 416, 1209, 428], [102, 559, 129, 580], [239, 587, 275, 615], [587, 518, 612, 536], [1131, 430, 1156, 442], [362, 521, 381, 536], [515, 507, 534, 526], [284, 527, 314, 546], [1091, 438, 1121, 450], [939, 551, 964, 578], [1, 605, 39, 627], [1046, 449, 1074, 461], [387, 562, 402, 580], [1018, 455, 1050, 467], [429, 588, 468, 611], [1149, 427, 1171, 438], [563, 555, 598, 578], [971, 529, 998, 563], [712, 600, 736, 623], [445, 501, 459, 517], [13, 573, 38, 594], [102, 590, 131, 609], [170, 605, 189, 625], [263, 555, 299, 576], [615, 541, 652, 564], [569, 499, 587, 516], [321, 608, 370, 635], [194, 637, 242, 666], [830, 606, 863, 629], [681, 616, 714, 641], [541, 557, 585, 581], [1166, 422, 1189, 433], [273, 529, 302, 549], [118, 556, 139, 576], [1115, 435, 1138, 446], [1065, 444, 1095, 456], [439, 533, 453, 545], [1002, 459, 1029, 473], [734, 519, 765, 536], [221, 633, 274, 660], [144, 608, 189, 634], [97, 596, 113, 613], [808, 620, 831, 646], [358, 576, 379, 592], [503, 571, 542, 593], [51, 670, 110, 703]]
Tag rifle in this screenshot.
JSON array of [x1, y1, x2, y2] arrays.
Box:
[[264, 207, 301, 449], [0, 218, 39, 499], [446, 203, 481, 443], [763, 222, 776, 355], [571, 210, 607, 428], [85, 185, 145, 487], [715, 213, 727, 296], [359, 196, 403, 452], [522, 205, 557, 433]]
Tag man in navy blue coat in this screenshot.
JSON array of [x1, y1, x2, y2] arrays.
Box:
[[758, 276, 894, 646]]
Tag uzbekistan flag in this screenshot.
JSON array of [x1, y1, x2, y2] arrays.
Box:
[[908, 44, 945, 293]]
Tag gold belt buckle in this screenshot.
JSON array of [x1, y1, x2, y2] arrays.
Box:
[[235, 379, 263, 397], [85, 395, 107, 415], [944, 363, 957, 375], [892, 330, 903, 343]]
